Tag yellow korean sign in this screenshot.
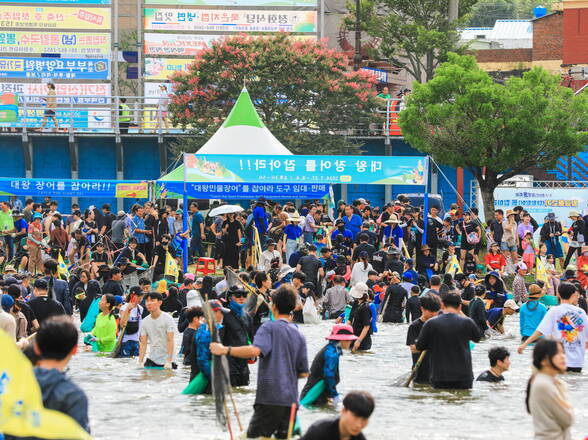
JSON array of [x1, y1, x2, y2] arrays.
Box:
[[0, 6, 111, 30], [115, 182, 148, 199], [145, 58, 193, 80]]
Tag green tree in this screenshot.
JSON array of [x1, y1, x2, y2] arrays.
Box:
[[400, 53, 588, 220], [467, 0, 515, 26], [169, 33, 380, 155], [352, 0, 476, 82]]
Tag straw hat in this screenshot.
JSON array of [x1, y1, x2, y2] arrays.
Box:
[[288, 213, 303, 223], [528, 284, 544, 298]]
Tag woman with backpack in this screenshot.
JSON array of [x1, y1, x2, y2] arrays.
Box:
[[456, 211, 481, 268]]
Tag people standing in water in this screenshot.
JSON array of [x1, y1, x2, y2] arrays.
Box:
[[476, 347, 510, 382], [525, 338, 573, 440], [139, 292, 176, 369], [519, 282, 588, 373], [210, 285, 309, 440], [300, 324, 358, 408], [221, 286, 252, 387], [416, 293, 482, 389], [519, 284, 548, 342], [87, 294, 117, 353], [117, 286, 144, 358], [347, 282, 373, 352], [406, 293, 441, 385]]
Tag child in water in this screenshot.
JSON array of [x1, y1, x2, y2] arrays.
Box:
[[87, 294, 117, 352], [300, 324, 358, 408]]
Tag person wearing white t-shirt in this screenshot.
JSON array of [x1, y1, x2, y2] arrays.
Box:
[[519, 282, 588, 372], [139, 291, 176, 369]]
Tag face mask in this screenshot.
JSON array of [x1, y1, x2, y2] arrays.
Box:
[[229, 299, 245, 316]]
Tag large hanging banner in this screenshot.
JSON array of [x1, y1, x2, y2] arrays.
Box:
[[0, 7, 111, 30], [144, 33, 217, 56], [0, 57, 109, 80], [0, 178, 148, 198], [144, 8, 317, 33], [157, 181, 329, 200], [145, 57, 193, 80], [144, 0, 316, 5], [492, 187, 587, 228], [0, 82, 110, 104], [0, 31, 111, 55], [184, 154, 427, 185]]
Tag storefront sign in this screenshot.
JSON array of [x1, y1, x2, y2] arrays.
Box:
[[0, 7, 111, 30], [144, 8, 316, 33], [0, 31, 110, 55], [0, 57, 109, 79], [184, 154, 427, 185], [145, 57, 193, 80]]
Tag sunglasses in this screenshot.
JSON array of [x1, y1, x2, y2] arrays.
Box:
[[232, 292, 247, 298]]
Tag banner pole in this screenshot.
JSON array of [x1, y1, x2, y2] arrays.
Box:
[[182, 153, 189, 273], [422, 157, 430, 247]]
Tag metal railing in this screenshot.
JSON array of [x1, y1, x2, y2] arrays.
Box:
[[0, 94, 405, 138]]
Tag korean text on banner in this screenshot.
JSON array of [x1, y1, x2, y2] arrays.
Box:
[[184, 154, 427, 185], [0, 32, 111, 55], [144, 8, 317, 33], [0, 178, 148, 198], [143, 0, 315, 5], [145, 58, 193, 80], [0, 82, 111, 104], [0, 7, 111, 30], [0, 57, 109, 80]]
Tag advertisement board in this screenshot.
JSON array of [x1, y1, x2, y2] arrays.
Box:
[[493, 187, 587, 228], [0, 7, 111, 30], [0, 57, 109, 79], [145, 57, 193, 80], [0, 82, 111, 104], [144, 0, 315, 5], [145, 33, 218, 56], [144, 8, 317, 33], [0, 178, 147, 198], [0, 31, 110, 55], [0, 108, 111, 131], [144, 81, 175, 104], [184, 154, 427, 185]]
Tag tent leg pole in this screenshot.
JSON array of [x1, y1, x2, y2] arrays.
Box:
[[182, 193, 189, 273]]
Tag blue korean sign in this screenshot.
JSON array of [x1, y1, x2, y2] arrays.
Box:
[[157, 181, 330, 200], [184, 154, 427, 185], [0, 57, 109, 80], [0, 178, 147, 198]]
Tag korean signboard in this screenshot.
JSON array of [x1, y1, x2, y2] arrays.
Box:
[[145, 0, 316, 5], [0, 57, 109, 79], [184, 154, 427, 185], [0, 32, 111, 55], [9, 108, 111, 130], [0, 7, 111, 30], [144, 8, 317, 33], [0, 82, 111, 104], [0, 178, 147, 198], [144, 33, 218, 56], [492, 187, 587, 228], [145, 57, 193, 80]]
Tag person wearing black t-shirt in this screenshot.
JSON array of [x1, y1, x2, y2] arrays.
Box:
[[416, 292, 482, 389], [300, 391, 375, 440], [27, 278, 66, 325], [296, 245, 324, 289], [406, 293, 441, 385], [476, 346, 510, 383], [352, 234, 376, 263], [102, 267, 125, 296], [347, 283, 372, 352]]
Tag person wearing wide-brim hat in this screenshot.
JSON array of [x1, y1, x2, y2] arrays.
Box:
[[347, 282, 372, 352], [416, 245, 437, 279], [283, 214, 303, 264], [519, 284, 548, 342], [382, 214, 404, 249], [563, 210, 586, 269], [300, 323, 358, 408]]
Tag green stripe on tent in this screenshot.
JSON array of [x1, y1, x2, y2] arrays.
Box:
[[222, 87, 265, 129]]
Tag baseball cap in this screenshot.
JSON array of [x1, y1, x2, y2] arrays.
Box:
[[208, 299, 230, 313], [503, 299, 519, 310], [1, 294, 14, 312], [34, 278, 48, 290], [2, 276, 21, 286], [195, 277, 203, 284]]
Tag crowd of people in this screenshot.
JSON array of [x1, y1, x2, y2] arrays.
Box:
[[1, 193, 588, 439]]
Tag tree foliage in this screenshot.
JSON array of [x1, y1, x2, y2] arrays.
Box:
[[353, 0, 476, 82], [467, 0, 515, 27], [400, 53, 588, 219], [169, 33, 379, 155]]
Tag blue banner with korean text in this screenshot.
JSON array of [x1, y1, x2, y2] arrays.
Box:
[[0, 178, 148, 198], [184, 154, 427, 185], [0, 57, 110, 80]]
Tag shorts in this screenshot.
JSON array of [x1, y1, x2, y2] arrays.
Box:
[[247, 404, 295, 440], [460, 241, 474, 251], [44, 109, 55, 116], [500, 242, 517, 252], [567, 367, 582, 373], [119, 340, 139, 357]]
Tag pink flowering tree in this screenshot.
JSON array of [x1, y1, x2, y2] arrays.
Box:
[[169, 33, 379, 154]]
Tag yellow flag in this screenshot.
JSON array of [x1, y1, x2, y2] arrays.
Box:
[[535, 257, 551, 289], [447, 255, 462, 275], [57, 252, 69, 278], [164, 251, 179, 282], [0, 330, 92, 440]]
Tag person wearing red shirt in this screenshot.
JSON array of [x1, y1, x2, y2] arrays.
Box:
[[485, 242, 507, 274]]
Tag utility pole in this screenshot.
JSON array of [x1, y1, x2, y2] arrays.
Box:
[[448, 0, 458, 21], [353, 0, 361, 71]]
